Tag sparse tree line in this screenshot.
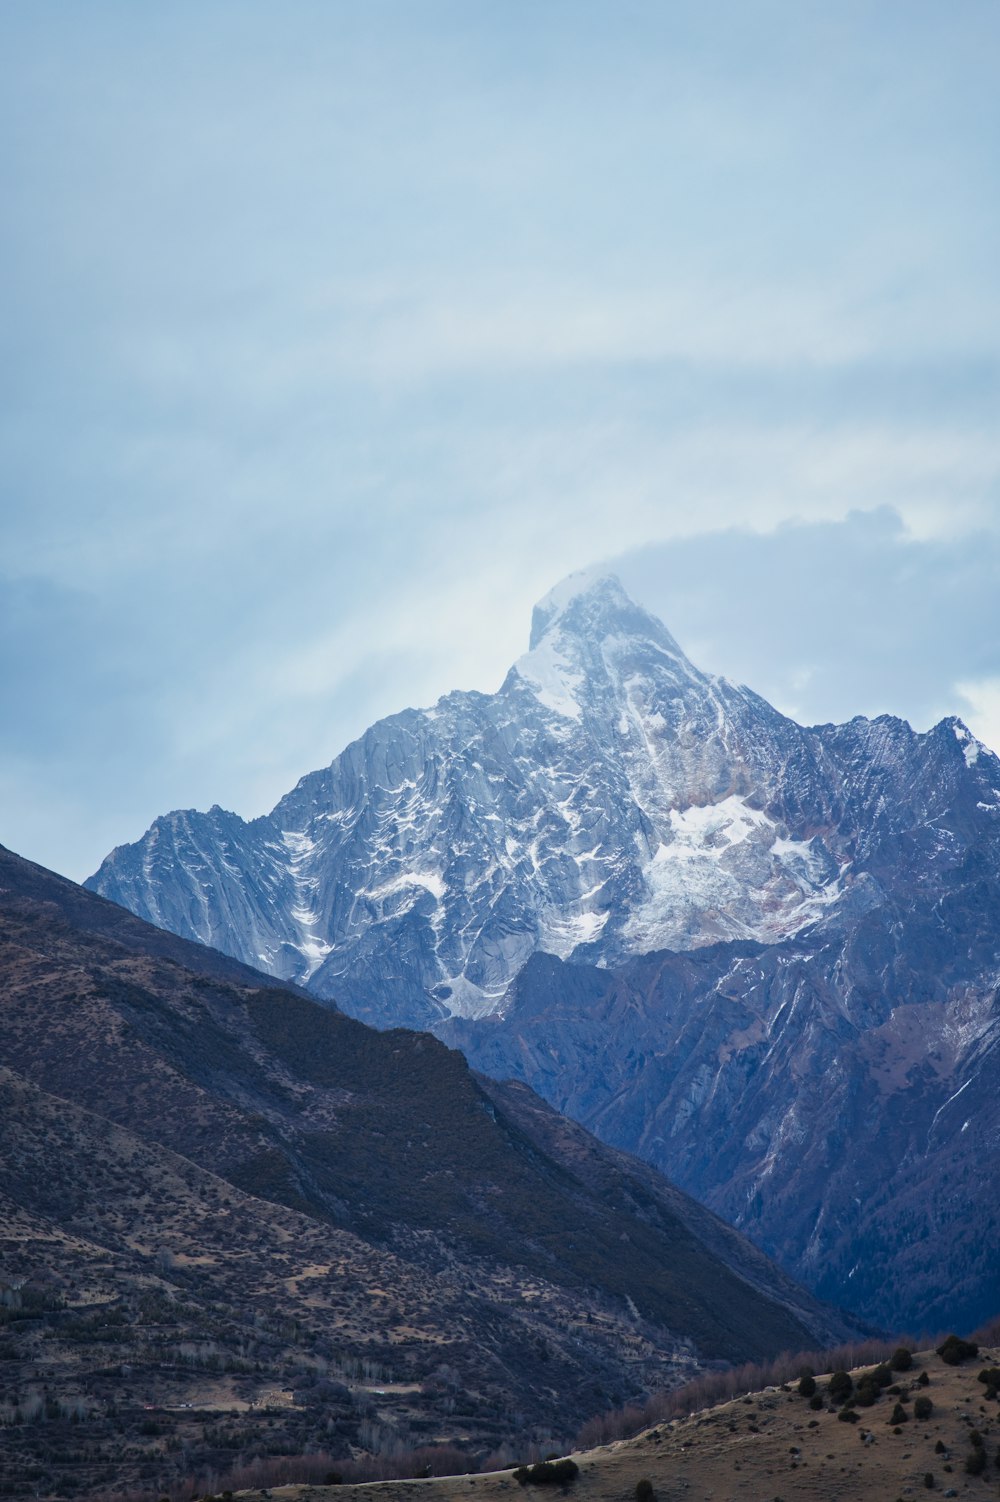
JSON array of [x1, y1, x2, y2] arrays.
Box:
[[575, 1312, 1000, 1448]]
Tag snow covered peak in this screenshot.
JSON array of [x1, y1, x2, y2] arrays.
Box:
[[528, 567, 624, 627], [528, 569, 684, 659], [511, 571, 701, 726]]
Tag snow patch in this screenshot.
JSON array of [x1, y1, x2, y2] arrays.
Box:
[[661, 796, 771, 856], [927, 1077, 973, 1147], [540, 906, 610, 958], [624, 796, 841, 951], [282, 830, 316, 859], [434, 973, 510, 1020], [533, 567, 625, 619], [281, 829, 332, 981], [953, 721, 982, 766], [514, 635, 586, 721], [369, 870, 446, 903]]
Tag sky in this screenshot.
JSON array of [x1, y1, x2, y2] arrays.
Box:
[[2, 1, 999, 882]]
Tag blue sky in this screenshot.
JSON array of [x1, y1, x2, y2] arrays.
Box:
[[3, 2, 999, 881]]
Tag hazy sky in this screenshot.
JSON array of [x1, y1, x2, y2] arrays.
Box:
[[3, 2, 999, 881]]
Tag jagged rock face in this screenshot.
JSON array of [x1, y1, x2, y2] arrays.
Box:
[[444, 912, 1000, 1333], [88, 571, 930, 1028]]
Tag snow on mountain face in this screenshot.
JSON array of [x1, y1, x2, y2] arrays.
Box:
[[86, 573, 1000, 1031]]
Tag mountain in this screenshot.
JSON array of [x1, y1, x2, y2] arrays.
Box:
[[0, 842, 849, 1500], [85, 572, 1000, 1329], [87, 571, 857, 1028]]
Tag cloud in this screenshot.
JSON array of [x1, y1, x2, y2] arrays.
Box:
[[955, 678, 1000, 758], [335, 280, 877, 380], [614, 508, 1000, 746]]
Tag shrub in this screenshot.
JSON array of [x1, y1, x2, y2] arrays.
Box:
[[798, 1375, 817, 1398], [809, 1393, 824, 1411], [515, 1459, 579, 1487], [870, 1364, 893, 1387], [891, 1347, 914, 1372], [936, 1335, 979, 1366], [965, 1449, 986, 1476], [889, 1403, 908, 1425], [917, 1370, 930, 1386], [635, 1480, 655, 1502], [855, 1382, 878, 1408], [913, 1396, 933, 1421], [828, 1371, 853, 1403], [923, 1472, 934, 1489], [837, 1408, 859, 1423]]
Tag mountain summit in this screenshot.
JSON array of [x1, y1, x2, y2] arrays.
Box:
[[526, 569, 684, 654], [515, 571, 698, 725], [87, 574, 998, 1037]]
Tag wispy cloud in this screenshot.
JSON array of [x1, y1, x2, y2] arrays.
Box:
[[616, 509, 1000, 745], [955, 678, 1000, 759]]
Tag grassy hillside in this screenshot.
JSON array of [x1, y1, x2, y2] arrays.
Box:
[[230, 1336, 1000, 1502]]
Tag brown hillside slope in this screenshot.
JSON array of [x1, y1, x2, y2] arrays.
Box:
[[0, 842, 858, 1498], [237, 1343, 1000, 1502]]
